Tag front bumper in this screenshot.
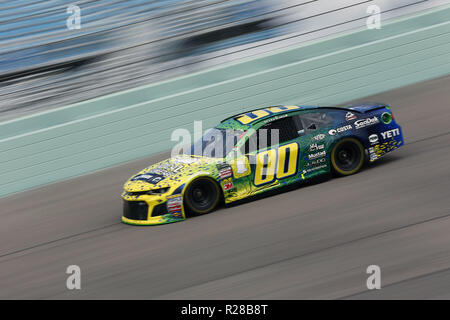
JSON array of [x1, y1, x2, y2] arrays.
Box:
[[122, 215, 183, 226], [121, 193, 185, 226]]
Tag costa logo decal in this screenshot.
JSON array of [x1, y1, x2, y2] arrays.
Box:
[[354, 116, 379, 129], [329, 125, 352, 136]]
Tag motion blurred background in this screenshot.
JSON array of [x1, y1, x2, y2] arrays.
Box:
[[1, 0, 450, 300], [0, 0, 446, 120]]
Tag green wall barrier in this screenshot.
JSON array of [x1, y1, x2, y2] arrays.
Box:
[[0, 5, 449, 197]]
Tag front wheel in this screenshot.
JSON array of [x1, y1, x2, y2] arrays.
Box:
[[184, 177, 221, 216], [331, 138, 365, 176]]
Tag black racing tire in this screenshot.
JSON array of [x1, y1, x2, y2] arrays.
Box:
[[331, 138, 365, 176], [184, 177, 221, 216]]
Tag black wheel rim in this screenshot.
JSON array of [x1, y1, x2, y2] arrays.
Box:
[[188, 179, 217, 212], [334, 141, 362, 171]]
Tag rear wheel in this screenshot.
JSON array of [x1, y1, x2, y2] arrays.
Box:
[[184, 177, 221, 216], [331, 138, 365, 176]]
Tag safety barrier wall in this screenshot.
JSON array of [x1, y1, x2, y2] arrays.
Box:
[[0, 5, 449, 197]]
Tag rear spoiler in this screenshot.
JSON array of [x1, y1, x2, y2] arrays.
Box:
[[343, 102, 389, 113]]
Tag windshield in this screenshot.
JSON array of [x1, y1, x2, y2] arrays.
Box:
[[186, 128, 245, 158]]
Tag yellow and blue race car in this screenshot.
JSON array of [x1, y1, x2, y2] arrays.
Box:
[[122, 103, 403, 225]]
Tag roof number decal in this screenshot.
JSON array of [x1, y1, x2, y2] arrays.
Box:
[[235, 106, 302, 125]]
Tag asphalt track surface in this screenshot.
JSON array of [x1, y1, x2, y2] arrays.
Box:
[[1, 76, 450, 299]]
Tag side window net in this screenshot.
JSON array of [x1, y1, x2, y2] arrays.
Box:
[[296, 112, 333, 135]]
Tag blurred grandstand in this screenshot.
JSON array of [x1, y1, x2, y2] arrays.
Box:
[[0, 0, 446, 120]]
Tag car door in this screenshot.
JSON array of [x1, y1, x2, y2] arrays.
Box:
[[240, 116, 303, 194], [292, 111, 335, 178]]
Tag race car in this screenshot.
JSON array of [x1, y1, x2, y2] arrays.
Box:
[[122, 103, 404, 225]]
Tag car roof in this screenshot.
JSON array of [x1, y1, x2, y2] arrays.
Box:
[[219, 103, 388, 129], [220, 105, 314, 125]]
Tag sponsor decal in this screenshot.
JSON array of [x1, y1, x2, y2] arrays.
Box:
[[329, 125, 352, 136], [368, 147, 378, 161], [263, 114, 288, 124], [381, 128, 400, 140], [308, 150, 326, 160], [147, 162, 184, 177], [222, 178, 234, 191], [131, 173, 164, 184], [312, 134, 326, 141], [346, 112, 357, 121], [167, 195, 182, 216], [174, 157, 198, 164], [303, 164, 327, 174], [354, 116, 380, 129], [381, 112, 393, 124], [369, 134, 379, 145], [217, 164, 233, 180], [305, 158, 326, 167], [309, 143, 325, 152]]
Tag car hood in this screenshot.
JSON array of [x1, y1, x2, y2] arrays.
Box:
[[123, 154, 220, 192]]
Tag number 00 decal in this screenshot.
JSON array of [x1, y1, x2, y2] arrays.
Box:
[[254, 142, 299, 186]]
